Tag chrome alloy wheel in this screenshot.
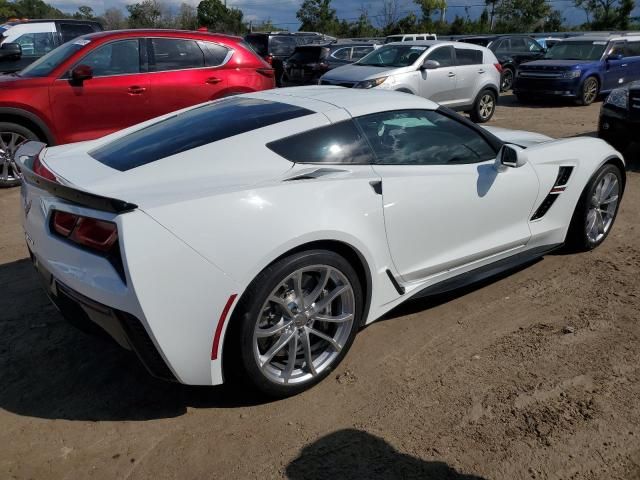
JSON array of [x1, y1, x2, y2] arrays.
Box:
[[501, 69, 514, 91], [0, 131, 27, 184], [583, 78, 598, 105], [479, 94, 495, 120], [253, 265, 355, 385], [586, 172, 619, 243]]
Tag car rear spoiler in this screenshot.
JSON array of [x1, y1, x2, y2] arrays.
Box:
[[15, 141, 138, 214]]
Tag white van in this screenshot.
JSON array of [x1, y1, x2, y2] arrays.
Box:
[[385, 33, 437, 43]]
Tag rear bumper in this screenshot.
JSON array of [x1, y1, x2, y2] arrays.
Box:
[[30, 248, 177, 381]]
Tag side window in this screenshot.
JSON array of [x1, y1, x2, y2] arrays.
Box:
[[610, 42, 626, 57], [495, 39, 510, 53], [510, 38, 528, 53], [628, 41, 640, 57], [59, 23, 95, 43], [150, 38, 204, 71], [527, 38, 544, 53], [269, 36, 296, 56], [199, 41, 230, 66], [330, 47, 351, 60], [427, 46, 454, 67], [455, 48, 483, 65], [352, 46, 373, 60], [416, 36, 425, 41], [355, 110, 497, 166], [79, 39, 140, 77], [14, 32, 56, 56], [267, 120, 375, 164]]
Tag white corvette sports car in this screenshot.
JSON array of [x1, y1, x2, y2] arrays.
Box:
[[18, 87, 624, 397]]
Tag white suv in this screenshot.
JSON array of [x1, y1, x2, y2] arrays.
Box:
[[319, 41, 502, 122]]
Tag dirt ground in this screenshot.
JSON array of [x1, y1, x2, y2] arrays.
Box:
[[1, 93, 640, 480]]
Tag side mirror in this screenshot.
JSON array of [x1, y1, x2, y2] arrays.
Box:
[[607, 53, 623, 61], [0, 42, 22, 60], [421, 59, 440, 70], [496, 144, 527, 169], [71, 64, 93, 84]]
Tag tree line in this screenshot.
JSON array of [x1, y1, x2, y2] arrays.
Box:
[[0, 0, 636, 37]]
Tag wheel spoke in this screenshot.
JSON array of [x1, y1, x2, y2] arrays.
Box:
[[255, 319, 293, 338], [282, 334, 298, 383], [301, 328, 317, 376], [596, 210, 605, 233], [259, 330, 295, 368], [314, 312, 353, 323], [307, 327, 342, 352], [313, 285, 349, 313], [305, 268, 331, 306], [1, 159, 8, 181], [600, 194, 618, 205], [293, 270, 305, 309], [586, 210, 597, 238], [269, 295, 295, 318]]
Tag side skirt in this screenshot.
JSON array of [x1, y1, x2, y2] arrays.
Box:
[[409, 243, 564, 300]]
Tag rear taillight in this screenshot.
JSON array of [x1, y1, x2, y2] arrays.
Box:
[[494, 63, 503, 73], [256, 67, 275, 78], [51, 210, 118, 253], [33, 154, 56, 182]]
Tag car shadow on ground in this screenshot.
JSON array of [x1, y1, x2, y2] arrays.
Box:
[[0, 258, 277, 422], [498, 91, 603, 108], [286, 429, 486, 480]]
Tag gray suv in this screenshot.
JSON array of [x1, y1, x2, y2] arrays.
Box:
[[319, 41, 501, 122]]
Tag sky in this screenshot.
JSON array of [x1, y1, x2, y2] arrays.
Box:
[[49, 0, 640, 30]]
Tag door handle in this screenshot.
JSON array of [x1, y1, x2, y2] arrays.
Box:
[[478, 69, 485, 74], [448, 72, 456, 77], [127, 86, 146, 94], [206, 77, 222, 84], [622, 63, 628, 67]]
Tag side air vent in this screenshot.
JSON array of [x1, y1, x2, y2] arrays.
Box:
[[530, 166, 573, 221]]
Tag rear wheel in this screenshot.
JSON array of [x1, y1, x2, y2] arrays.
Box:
[[470, 89, 497, 123], [227, 249, 363, 397], [566, 163, 623, 251], [0, 122, 38, 188], [576, 76, 599, 106]]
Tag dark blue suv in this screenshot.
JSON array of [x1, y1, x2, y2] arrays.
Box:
[[513, 34, 640, 105]]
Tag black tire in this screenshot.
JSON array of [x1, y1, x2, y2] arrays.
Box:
[[225, 249, 363, 398], [470, 89, 497, 123], [0, 122, 39, 188], [565, 163, 623, 252], [575, 76, 599, 106], [501, 67, 515, 91]]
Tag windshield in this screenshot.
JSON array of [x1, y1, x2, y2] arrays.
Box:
[[289, 47, 327, 63], [18, 39, 89, 77], [544, 41, 607, 61], [357, 44, 428, 67]]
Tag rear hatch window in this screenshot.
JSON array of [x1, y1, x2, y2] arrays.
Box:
[[289, 47, 327, 63], [245, 34, 267, 56], [90, 98, 313, 171]]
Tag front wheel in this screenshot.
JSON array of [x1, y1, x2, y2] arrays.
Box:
[[501, 67, 515, 91], [227, 249, 363, 397], [470, 89, 497, 123], [0, 122, 39, 188], [576, 77, 599, 106], [566, 163, 623, 251]]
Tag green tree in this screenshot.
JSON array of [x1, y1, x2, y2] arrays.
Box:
[[197, 0, 244, 34], [0, 0, 18, 20], [415, 0, 447, 22], [75, 5, 95, 19], [296, 0, 338, 32], [13, 0, 66, 18], [127, 0, 162, 28], [177, 2, 198, 30], [495, 0, 551, 32], [574, 0, 635, 29], [102, 7, 126, 30]]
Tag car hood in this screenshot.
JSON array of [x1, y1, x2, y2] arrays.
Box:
[[483, 126, 553, 147], [321, 64, 411, 82], [519, 59, 597, 69]]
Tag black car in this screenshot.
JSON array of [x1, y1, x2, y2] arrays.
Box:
[[0, 19, 102, 73], [457, 35, 546, 90], [598, 80, 640, 152], [244, 32, 330, 86], [282, 42, 377, 86]]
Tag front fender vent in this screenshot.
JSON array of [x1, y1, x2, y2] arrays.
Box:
[[531, 166, 574, 221]]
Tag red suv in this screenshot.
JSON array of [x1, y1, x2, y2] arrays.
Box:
[[0, 29, 275, 186]]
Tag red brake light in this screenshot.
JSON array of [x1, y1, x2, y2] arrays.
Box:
[[33, 154, 57, 182], [52, 210, 78, 237], [51, 210, 118, 253], [494, 63, 503, 73], [256, 67, 275, 78]]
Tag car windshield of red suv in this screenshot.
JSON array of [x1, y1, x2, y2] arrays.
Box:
[[18, 39, 89, 78]]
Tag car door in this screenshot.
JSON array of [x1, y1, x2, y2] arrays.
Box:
[[524, 37, 545, 62], [603, 41, 629, 91], [49, 38, 152, 143], [627, 41, 640, 81], [145, 37, 230, 117], [355, 109, 539, 282], [419, 45, 458, 106], [453, 46, 485, 106]]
